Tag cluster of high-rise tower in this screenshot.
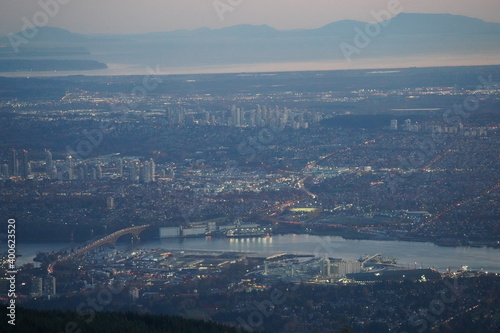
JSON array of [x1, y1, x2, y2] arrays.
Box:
[[1, 149, 157, 183], [167, 105, 321, 129]]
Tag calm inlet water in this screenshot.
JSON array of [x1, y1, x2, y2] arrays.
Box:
[[16, 235, 500, 273], [143, 235, 500, 272]]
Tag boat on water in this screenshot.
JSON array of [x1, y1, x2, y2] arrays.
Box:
[[225, 218, 272, 238], [226, 229, 271, 238]]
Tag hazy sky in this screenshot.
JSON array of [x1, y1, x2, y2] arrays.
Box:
[[1, 0, 500, 35]]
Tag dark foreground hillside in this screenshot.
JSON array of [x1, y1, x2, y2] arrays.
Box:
[[0, 307, 248, 333]]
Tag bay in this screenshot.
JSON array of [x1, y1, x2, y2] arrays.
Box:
[[15, 235, 500, 273]]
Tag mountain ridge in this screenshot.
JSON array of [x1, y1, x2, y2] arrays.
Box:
[[2, 13, 500, 41], [0, 13, 499, 73]]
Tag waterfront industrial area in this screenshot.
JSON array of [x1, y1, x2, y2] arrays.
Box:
[[3, 221, 491, 302], [4, 226, 498, 333]]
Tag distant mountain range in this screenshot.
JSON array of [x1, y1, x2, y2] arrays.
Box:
[[0, 13, 499, 73]]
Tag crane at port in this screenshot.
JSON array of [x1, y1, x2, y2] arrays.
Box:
[[360, 253, 382, 268]]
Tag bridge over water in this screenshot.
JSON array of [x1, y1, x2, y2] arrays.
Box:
[[48, 225, 149, 273]]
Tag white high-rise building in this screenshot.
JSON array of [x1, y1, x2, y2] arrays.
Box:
[[141, 159, 156, 183], [404, 119, 412, 131], [1, 164, 9, 177], [320, 257, 331, 277], [283, 107, 289, 126], [45, 150, 53, 174], [149, 158, 156, 182], [44, 275, 56, 297], [67, 156, 74, 180], [117, 158, 123, 177], [231, 105, 242, 127], [129, 162, 139, 182], [10, 149, 18, 176], [107, 197, 115, 210], [31, 277, 43, 298], [96, 165, 103, 179], [390, 119, 398, 130]]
